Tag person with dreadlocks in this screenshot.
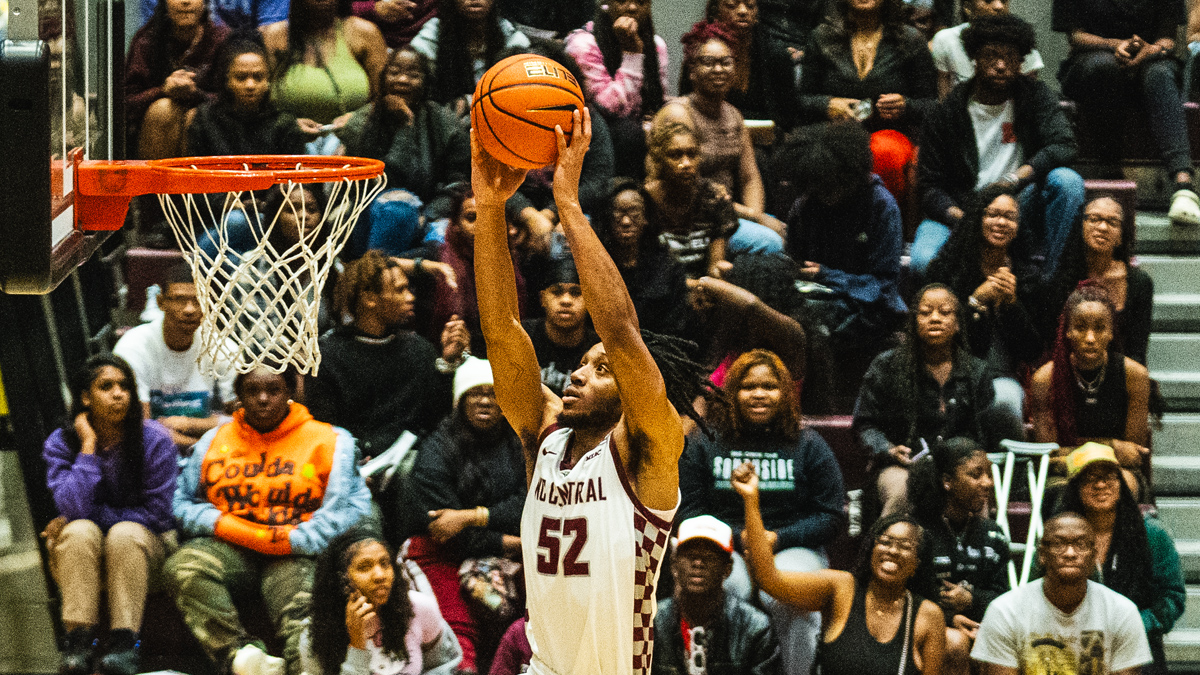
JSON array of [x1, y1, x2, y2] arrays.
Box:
[[852, 284, 999, 520], [474, 108, 712, 675], [301, 529, 463, 675], [261, 0, 387, 136], [1037, 443, 1185, 675], [679, 349, 843, 675], [1030, 284, 1152, 480]]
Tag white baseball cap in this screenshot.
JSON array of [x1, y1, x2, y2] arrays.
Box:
[[676, 515, 734, 553]]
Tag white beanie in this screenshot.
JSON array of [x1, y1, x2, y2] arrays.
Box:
[[453, 356, 495, 407]]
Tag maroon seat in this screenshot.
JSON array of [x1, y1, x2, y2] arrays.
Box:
[[122, 247, 183, 316], [805, 415, 865, 571]]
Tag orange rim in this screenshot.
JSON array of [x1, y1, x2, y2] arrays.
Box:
[[148, 155, 386, 183]]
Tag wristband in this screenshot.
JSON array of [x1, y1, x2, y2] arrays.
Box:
[[475, 506, 489, 527], [412, 257, 425, 275], [1002, 172, 1021, 187]]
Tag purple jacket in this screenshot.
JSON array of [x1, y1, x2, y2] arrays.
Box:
[[44, 420, 177, 534]]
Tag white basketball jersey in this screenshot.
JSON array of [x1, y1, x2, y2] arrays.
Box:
[[522, 426, 677, 675]]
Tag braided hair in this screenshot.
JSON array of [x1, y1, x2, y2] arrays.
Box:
[[1049, 283, 1116, 446], [641, 329, 723, 435]]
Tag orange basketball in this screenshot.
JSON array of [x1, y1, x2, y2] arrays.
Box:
[[471, 54, 585, 169]]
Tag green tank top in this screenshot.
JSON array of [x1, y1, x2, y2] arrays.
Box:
[[274, 21, 371, 124]]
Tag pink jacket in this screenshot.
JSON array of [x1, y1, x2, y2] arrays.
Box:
[[564, 22, 669, 119]]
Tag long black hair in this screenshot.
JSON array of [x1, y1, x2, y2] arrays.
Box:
[[590, 3, 664, 114], [596, 177, 666, 264], [1057, 466, 1152, 612], [925, 183, 1025, 298], [143, 0, 215, 87], [310, 530, 415, 675], [853, 512, 933, 592], [63, 355, 146, 507], [428, 0, 507, 104], [1049, 196, 1134, 330], [357, 46, 433, 158], [212, 29, 273, 108], [275, 0, 354, 79], [907, 436, 986, 527], [441, 392, 522, 499]]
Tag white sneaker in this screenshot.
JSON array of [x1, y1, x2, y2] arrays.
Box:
[[231, 644, 285, 675], [1169, 188, 1200, 226]]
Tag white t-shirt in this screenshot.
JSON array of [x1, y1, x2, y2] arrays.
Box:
[[931, 23, 1044, 89], [972, 579, 1152, 674], [113, 318, 234, 419], [970, 98, 1024, 189]]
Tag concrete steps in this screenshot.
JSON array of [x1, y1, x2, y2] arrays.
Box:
[[1139, 256, 1200, 332], [1149, 334, 1200, 410], [1136, 212, 1200, 255]]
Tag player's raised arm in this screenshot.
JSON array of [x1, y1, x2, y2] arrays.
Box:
[[471, 131, 554, 480], [552, 109, 685, 510]]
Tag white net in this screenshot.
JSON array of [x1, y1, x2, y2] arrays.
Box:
[[161, 172, 386, 377]]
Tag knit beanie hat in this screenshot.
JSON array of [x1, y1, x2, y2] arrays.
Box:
[[453, 356, 495, 408]]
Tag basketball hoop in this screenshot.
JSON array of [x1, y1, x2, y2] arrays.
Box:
[[76, 155, 387, 376]]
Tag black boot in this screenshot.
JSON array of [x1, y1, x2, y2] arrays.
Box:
[[60, 626, 97, 675], [98, 629, 139, 675]]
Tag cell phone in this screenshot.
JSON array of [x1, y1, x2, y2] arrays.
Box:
[[910, 439, 930, 463]]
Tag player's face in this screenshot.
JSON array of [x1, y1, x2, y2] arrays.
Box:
[[610, 188, 649, 250], [1081, 198, 1123, 256], [689, 39, 735, 98], [227, 53, 271, 110], [915, 287, 958, 349], [870, 522, 921, 585], [82, 365, 132, 427], [1078, 463, 1122, 515], [945, 450, 993, 515], [160, 281, 203, 335], [735, 364, 783, 427], [462, 385, 502, 431], [559, 344, 622, 429], [540, 283, 586, 332], [672, 540, 732, 596], [1038, 516, 1096, 583], [981, 193, 1019, 249], [1066, 301, 1113, 369], [238, 370, 292, 433], [346, 540, 395, 607], [368, 267, 415, 328]]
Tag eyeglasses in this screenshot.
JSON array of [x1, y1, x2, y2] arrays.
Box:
[[1083, 213, 1122, 228], [694, 57, 735, 70], [983, 209, 1019, 222], [688, 626, 707, 675], [1041, 539, 1094, 555], [876, 535, 918, 553]]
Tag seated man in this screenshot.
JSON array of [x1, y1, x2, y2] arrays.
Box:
[[780, 121, 907, 354], [114, 264, 234, 449], [305, 250, 466, 459], [166, 367, 372, 675], [930, 0, 1044, 99], [520, 257, 599, 396], [653, 516, 780, 675], [971, 512, 1152, 674], [914, 14, 1084, 279]]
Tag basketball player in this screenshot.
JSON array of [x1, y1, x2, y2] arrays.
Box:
[[474, 109, 703, 675]]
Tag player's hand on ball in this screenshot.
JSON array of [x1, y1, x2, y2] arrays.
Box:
[[730, 461, 760, 499], [471, 129, 528, 206], [552, 108, 592, 207]]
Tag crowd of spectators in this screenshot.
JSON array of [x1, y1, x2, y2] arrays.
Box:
[[40, 0, 1199, 673]]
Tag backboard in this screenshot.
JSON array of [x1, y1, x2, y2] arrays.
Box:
[[0, 0, 120, 294]]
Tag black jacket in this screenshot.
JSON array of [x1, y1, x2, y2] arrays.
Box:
[[652, 596, 780, 675], [914, 515, 1011, 623], [919, 77, 1077, 224]]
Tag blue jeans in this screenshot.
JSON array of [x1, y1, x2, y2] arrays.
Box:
[[727, 547, 826, 675], [909, 167, 1085, 278], [728, 218, 785, 255]]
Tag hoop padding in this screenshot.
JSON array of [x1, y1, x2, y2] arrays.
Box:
[[159, 159, 386, 377]]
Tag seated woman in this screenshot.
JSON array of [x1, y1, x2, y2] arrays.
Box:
[[565, 0, 668, 178], [411, 0, 531, 117], [262, 0, 388, 136], [1053, 0, 1200, 225], [166, 367, 373, 675], [853, 284, 999, 518], [679, 349, 844, 675], [656, 23, 786, 243], [797, 0, 937, 205], [595, 178, 691, 338], [501, 40, 615, 240], [43, 355, 177, 675], [495, 0, 593, 39], [734, 467, 946, 675], [300, 530, 463, 675], [351, 0, 437, 50], [925, 185, 1045, 424], [408, 358, 526, 675], [1030, 284, 1152, 475], [126, 0, 230, 159], [186, 31, 308, 156], [906, 437, 1010, 675], [1048, 196, 1153, 367], [337, 46, 470, 258], [1044, 443, 1186, 674], [680, 0, 799, 131]]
